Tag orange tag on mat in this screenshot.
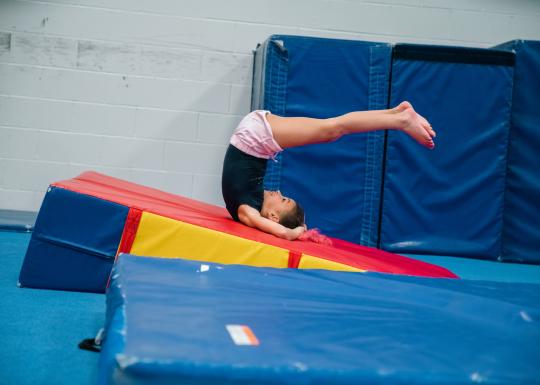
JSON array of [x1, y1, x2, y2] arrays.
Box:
[[226, 324, 260, 346]]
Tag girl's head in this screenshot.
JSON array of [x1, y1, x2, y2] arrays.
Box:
[[261, 191, 305, 229]]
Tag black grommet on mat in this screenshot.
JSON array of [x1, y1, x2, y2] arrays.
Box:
[[78, 338, 101, 352]]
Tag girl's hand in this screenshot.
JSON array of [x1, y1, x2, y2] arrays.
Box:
[[287, 225, 306, 241]]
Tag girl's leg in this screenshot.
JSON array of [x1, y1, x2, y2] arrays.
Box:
[[267, 101, 436, 149]]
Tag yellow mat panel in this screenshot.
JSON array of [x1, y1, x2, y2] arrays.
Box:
[[130, 211, 290, 268], [299, 254, 366, 272]]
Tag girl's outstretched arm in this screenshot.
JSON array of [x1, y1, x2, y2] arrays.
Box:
[[238, 204, 305, 241]]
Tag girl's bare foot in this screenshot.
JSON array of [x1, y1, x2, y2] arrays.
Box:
[[396, 102, 436, 149], [393, 102, 434, 134]]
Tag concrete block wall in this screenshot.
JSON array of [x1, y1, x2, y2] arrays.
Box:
[[1, 0, 539, 211]]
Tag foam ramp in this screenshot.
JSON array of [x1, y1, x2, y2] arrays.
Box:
[[18, 172, 456, 293], [99, 255, 540, 385], [253, 35, 392, 246], [381, 44, 515, 259]]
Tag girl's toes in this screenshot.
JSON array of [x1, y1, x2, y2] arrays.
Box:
[[424, 134, 435, 148], [421, 123, 435, 137], [425, 126, 436, 138]]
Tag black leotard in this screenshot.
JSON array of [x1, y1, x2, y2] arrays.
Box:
[[221, 144, 267, 221]]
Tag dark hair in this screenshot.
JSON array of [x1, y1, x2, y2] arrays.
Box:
[[279, 202, 305, 229]]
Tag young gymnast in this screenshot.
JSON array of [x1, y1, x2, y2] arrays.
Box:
[[221, 101, 436, 241]]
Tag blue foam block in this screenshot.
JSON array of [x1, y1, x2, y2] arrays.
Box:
[[100, 255, 540, 385], [495, 40, 540, 264], [254, 35, 391, 246], [18, 186, 128, 292], [381, 44, 515, 259]]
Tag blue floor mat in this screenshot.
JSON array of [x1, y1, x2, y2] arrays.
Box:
[[0, 231, 104, 385], [100, 255, 540, 385]]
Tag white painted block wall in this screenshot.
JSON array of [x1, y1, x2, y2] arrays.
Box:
[[1, 0, 539, 211]]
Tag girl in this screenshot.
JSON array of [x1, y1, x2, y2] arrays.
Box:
[[221, 101, 435, 241]]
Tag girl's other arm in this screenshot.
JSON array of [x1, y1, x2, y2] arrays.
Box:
[[238, 204, 305, 240]]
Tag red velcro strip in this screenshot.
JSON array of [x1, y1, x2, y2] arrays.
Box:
[[118, 207, 142, 255], [106, 207, 142, 289], [288, 251, 302, 269]]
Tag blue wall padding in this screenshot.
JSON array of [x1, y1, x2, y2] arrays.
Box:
[[100, 255, 540, 385], [495, 40, 540, 264], [18, 186, 128, 292], [257, 36, 391, 245], [381, 44, 515, 259]]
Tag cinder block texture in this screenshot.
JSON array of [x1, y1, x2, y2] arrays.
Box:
[[1, 0, 539, 211]]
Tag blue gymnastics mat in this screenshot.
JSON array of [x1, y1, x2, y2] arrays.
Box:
[[254, 36, 391, 246], [100, 255, 540, 385], [495, 40, 540, 264], [253, 36, 539, 265], [381, 44, 514, 259]]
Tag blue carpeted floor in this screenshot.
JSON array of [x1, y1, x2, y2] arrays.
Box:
[[405, 253, 540, 283], [0, 231, 104, 385]]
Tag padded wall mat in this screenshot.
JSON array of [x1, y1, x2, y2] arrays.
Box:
[[495, 40, 540, 264], [254, 35, 392, 245], [381, 44, 515, 259]]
